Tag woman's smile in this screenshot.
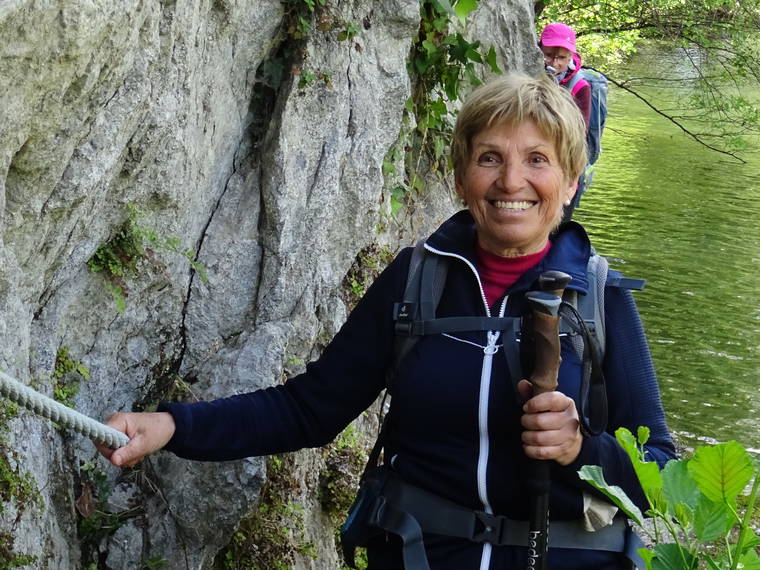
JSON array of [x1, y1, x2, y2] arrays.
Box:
[[491, 199, 536, 212]]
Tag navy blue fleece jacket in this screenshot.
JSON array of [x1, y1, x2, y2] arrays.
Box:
[[160, 211, 675, 569]]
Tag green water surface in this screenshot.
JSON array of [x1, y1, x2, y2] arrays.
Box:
[[573, 61, 760, 454]]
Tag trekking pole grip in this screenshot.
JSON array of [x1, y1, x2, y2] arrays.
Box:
[[524, 291, 563, 394]]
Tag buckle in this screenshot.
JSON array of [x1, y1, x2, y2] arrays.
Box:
[[472, 511, 505, 544]]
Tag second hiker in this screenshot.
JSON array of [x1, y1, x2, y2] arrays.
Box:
[[540, 22, 590, 128]]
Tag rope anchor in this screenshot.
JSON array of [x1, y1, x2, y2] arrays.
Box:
[[0, 369, 128, 449]]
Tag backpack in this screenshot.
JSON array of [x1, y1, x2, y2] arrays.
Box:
[[340, 239, 646, 569], [567, 67, 608, 165], [391, 239, 645, 435]]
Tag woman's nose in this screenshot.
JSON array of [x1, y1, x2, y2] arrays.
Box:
[[498, 162, 524, 191]]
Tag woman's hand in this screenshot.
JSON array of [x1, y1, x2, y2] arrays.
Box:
[[96, 412, 176, 467], [517, 379, 582, 465]]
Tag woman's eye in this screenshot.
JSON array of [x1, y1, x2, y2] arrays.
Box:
[[529, 154, 548, 164], [476, 153, 500, 165]]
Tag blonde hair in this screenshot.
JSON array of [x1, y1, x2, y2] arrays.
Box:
[[451, 73, 587, 183]]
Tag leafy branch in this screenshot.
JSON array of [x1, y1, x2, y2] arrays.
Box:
[[602, 71, 747, 163], [387, 0, 499, 217], [537, 0, 760, 160]]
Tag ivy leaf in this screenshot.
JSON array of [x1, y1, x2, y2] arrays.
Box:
[[638, 547, 655, 569], [431, 0, 455, 16], [637, 425, 651, 445], [485, 45, 501, 74], [577, 465, 644, 525], [736, 548, 760, 570], [688, 441, 754, 503], [454, 0, 479, 24]]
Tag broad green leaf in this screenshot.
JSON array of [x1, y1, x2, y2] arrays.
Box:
[[693, 494, 731, 542], [577, 465, 644, 525], [663, 459, 701, 512], [431, 0, 455, 16], [639, 547, 655, 570], [454, 0, 478, 24], [688, 441, 754, 503], [737, 548, 760, 570], [422, 38, 439, 57], [673, 502, 693, 528], [616, 427, 663, 496], [744, 533, 760, 549], [651, 543, 696, 570]]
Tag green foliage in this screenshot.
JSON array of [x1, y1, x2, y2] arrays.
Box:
[[386, 0, 499, 216], [77, 461, 142, 565], [341, 244, 394, 309], [51, 347, 91, 408], [578, 427, 760, 569], [301, 0, 325, 12], [0, 403, 40, 566], [215, 455, 317, 570], [536, 0, 760, 160], [87, 204, 206, 312], [319, 425, 369, 521], [337, 21, 360, 41], [0, 532, 37, 569]]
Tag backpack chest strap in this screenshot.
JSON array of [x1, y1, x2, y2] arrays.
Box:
[[393, 310, 522, 337]]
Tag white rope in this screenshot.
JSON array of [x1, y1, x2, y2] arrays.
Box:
[[0, 369, 129, 449]]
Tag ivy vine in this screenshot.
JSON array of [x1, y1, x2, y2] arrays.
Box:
[[385, 0, 500, 216]]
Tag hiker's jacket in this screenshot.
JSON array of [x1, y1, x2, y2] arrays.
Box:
[[161, 210, 676, 569], [561, 52, 591, 129]]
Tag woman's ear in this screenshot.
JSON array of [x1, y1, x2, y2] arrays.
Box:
[[563, 181, 577, 205], [455, 175, 467, 204]]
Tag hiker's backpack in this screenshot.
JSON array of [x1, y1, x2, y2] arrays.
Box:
[[567, 67, 608, 165], [391, 239, 645, 434], [340, 239, 646, 569]]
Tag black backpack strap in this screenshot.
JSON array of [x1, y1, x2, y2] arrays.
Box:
[[390, 240, 448, 383]]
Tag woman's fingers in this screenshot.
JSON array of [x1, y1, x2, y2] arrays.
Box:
[[521, 390, 582, 465], [98, 412, 176, 467]]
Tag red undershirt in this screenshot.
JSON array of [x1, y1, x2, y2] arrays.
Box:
[[475, 241, 552, 308]]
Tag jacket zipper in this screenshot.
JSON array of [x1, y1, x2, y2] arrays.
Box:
[[424, 244, 509, 570]]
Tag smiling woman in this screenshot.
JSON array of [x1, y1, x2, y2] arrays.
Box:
[[451, 73, 586, 257], [455, 120, 576, 257], [98, 73, 675, 570]]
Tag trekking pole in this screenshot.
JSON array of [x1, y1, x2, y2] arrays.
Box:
[[524, 271, 571, 570]]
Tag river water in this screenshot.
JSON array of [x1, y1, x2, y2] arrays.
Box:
[[573, 55, 760, 454]]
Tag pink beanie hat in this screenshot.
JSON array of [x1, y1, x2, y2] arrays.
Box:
[[540, 22, 577, 54]]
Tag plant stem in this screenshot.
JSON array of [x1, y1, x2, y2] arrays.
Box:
[[729, 471, 760, 570]]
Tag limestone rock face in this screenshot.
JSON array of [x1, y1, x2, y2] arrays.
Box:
[[0, 0, 540, 567]]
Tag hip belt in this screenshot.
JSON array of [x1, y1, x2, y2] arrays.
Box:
[[365, 469, 644, 570]]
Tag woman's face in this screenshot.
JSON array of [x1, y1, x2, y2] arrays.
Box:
[[456, 120, 575, 257], [541, 46, 572, 75]]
